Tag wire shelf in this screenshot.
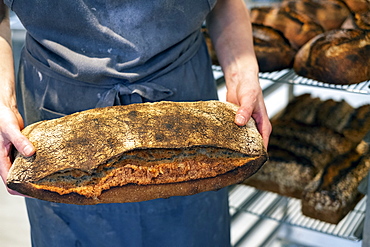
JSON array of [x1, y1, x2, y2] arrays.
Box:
[[229, 185, 366, 243], [213, 66, 370, 95], [258, 69, 370, 95]]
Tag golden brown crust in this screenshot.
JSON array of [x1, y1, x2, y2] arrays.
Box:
[[9, 156, 266, 205], [294, 29, 370, 85], [7, 101, 267, 204], [252, 23, 296, 72]]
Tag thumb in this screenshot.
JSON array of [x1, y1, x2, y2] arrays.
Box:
[[5, 127, 35, 157], [234, 104, 253, 126]]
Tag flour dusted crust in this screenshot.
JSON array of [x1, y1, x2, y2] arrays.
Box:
[[7, 101, 267, 205]]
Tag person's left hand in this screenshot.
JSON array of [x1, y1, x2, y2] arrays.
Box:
[[225, 70, 271, 149]]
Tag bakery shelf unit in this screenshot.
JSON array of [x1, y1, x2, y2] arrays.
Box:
[[212, 66, 370, 247]]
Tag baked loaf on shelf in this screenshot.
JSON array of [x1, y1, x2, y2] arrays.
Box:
[[341, 0, 370, 14], [252, 23, 296, 72], [245, 146, 318, 199], [341, 0, 370, 30], [281, 0, 350, 31], [7, 101, 268, 205], [352, 11, 370, 30], [293, 29, 370, 85], [302, 142, 370, 224], [244, 94, 370, 223], [250, 5, 324, 49]]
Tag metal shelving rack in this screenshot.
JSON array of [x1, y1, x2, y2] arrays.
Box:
[[228, 185, 367, 246], [214, 67, 370, 246], [258, 69, 370, 95]]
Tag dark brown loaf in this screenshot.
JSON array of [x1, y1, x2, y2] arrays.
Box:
[[293, 29, 370, 85], [302, 142, 370, 224], [352, 11, 370, 30], [245, 94, 370, 223], [7, 101, 268, 205], [341, 0, 370, 14], [244, 147, 317, 199], [252, 23, 296, 72], [281, 0, 350, 31], [340, 0, 370, 30], [250, 6, 324, 49]]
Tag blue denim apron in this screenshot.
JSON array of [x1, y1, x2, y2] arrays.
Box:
[[17, 33, 231, 247]]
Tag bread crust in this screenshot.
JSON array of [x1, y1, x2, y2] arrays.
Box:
[[250, 6, 324, 49], [294, 29, 370, 85], [281, 0, 350, 31], [9, 157, 266, 205], [7, 101, 267, 204], [302, 145, 370, 224], [252, 23, 296, 72]]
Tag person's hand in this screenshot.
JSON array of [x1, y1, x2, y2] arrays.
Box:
[[0, 105, 35, 195], [206, 0, 271, 149], [226, 71, 271, 149]]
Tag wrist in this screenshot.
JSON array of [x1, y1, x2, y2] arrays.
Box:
[[223, 62, 259, 88]]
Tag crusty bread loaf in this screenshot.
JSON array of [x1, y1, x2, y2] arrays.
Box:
[[252, 23, 296, 72], [244, 94, 370, 223], [250, 6, 324, 49], [293, 29, 370, 85], [244, 147, 317, 199], [341, 0, 370, 14], [339, 0, 370, 30], [281, 0, 350, 31], [7, 101, 267, 205], [352, 11, 370, 30], [302, 142, 370, 224]]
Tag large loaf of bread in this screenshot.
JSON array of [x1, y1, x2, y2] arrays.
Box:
[[7, 101, 267, 205], [294, 29, 370, 85], [281, 0, 350, 31], [252, 23, 296, 72], [250, 6, 324, 49], [302, 143, 370, 224]]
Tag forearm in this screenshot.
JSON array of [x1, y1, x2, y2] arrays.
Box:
[[206, 0, 271, 148], [0, 4, 16, 109], [207, 0, 259, 84]]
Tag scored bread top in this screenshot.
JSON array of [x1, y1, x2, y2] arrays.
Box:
[[8, 100, 266, 183]]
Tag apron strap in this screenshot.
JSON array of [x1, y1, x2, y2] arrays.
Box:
[[96, 82, 174, 107]]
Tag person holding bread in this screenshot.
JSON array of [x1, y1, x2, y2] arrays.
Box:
[[0, 0, 271, 246]]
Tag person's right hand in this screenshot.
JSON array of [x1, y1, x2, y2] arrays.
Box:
[[0, 105, 35, 195]]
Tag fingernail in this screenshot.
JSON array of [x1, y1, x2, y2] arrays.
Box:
[[23, 145, 34, 156], [235, 114, 246, 125]]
